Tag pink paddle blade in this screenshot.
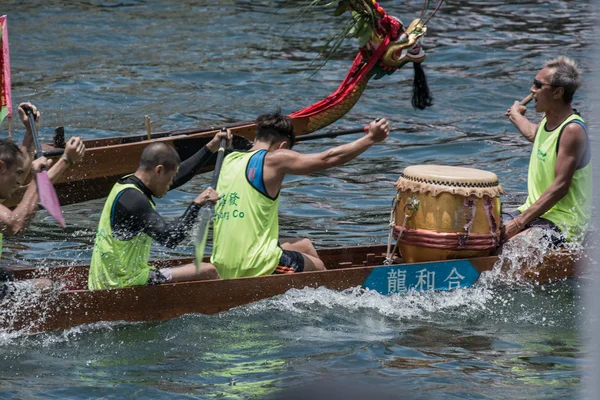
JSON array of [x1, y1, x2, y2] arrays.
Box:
[[36, 170, 66, 228]]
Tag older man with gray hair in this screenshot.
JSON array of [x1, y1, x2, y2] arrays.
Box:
[[503, 56, 591, 246]]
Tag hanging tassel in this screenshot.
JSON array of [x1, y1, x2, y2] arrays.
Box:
[[411, 62, 433, 109]]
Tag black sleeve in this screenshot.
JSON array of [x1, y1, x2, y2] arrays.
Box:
[[170, 145, 214, 190], [112, 188, 202, 248]]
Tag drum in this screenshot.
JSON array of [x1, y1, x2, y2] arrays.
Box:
[[394, 165, 503, 263]]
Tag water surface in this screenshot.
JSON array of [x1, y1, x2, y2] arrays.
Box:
[[0, 1, 597, 398]]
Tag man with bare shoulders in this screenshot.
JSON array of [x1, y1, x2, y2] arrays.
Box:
[[503, 56, 591, 246], [211, 111, 390, 278], [1, 103, 85, 299]]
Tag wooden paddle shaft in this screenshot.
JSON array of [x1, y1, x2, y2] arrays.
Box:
[[145, 115, 151, 140], [25, 109, 44, 159], [296, 125, 369, 142], [211, 129, 227, 189]]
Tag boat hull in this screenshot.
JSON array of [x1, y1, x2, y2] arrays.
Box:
[[2, 245, 582, 334]]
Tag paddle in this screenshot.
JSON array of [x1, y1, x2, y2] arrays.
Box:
[[225, 125, 373, 150], [41, 125, 372, 159], [194, 128, 228, 269], [295, 125, 369, 142], [25, 108, 66, 228]]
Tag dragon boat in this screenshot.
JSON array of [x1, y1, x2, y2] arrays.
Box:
[[5, 0, 441, 208], [1, 245, 582, 335]]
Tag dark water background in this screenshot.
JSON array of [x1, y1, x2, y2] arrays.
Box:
[[0, 0, 597, 398]]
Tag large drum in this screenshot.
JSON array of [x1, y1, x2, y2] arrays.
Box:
[[394, 165, 503, 263]]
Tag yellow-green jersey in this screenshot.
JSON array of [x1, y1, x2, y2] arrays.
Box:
[[211, 150, 282, 278], [518, 113, 592, 243], [88, 183, 153, 290]]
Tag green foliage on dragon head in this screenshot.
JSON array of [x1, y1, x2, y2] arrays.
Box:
[[308, 0, 443, 110], [289, 0, 443, 133]]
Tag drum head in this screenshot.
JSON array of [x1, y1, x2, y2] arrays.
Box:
[[395, 164, 503, 198]]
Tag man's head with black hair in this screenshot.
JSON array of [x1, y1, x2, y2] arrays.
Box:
[[138, 142, 181, 173], [135, 142, 181, 198], [255, 109, 295, 149]]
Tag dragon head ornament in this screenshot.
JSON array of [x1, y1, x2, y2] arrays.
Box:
[[318, 0, 443, 109], [289, 0, 443, 133]]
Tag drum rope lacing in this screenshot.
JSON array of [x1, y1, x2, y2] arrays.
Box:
[[399, 172, 500, 188], [460, 199, 477, 246], [484, 197, 499, 247], [384, 196, 419, 265]]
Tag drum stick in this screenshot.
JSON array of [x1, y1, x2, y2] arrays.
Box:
[[506, 94, 533, 117], [520, 93, 533, 106]]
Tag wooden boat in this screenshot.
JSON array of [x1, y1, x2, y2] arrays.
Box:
[[2, 245, 582, 334], [5, 2, 437, 208]]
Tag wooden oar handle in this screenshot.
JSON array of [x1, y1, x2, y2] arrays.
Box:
[[25, 108, 45, 160], [296, 126, 369, 142], [520, 93, 533, 106], [145, 115, 152, 140], [210, 128, 228, 190]]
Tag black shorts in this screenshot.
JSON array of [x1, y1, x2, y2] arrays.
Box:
[[503, 211, 565, 247], [273, 250, 305, 274]]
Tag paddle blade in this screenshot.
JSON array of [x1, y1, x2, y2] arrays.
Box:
[[194, 206, 214, 271], [36, 170, 66, 228]]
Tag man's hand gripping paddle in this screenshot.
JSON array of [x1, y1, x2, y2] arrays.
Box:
[[195, 128, 227, 270], [25, 108, 66, 228]]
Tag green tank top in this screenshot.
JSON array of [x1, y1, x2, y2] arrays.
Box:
[[88, 182, 154, 290], [210, 150, 282, 278], [517, 114, 592, 243]]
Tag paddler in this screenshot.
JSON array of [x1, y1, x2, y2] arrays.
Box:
[[503, 56, 591, 246], [211, 110, 389, 278], [87, 129, 232, 290], [1, 103, 85, 299]]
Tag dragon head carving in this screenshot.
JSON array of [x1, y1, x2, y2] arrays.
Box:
[[316, 0, 443, 109], [376, 18, 427, 69]]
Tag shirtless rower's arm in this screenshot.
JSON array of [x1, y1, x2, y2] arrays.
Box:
[[17, 102, 86, 185], [0, 104, 85, 236], [0, 155, 52, 236]]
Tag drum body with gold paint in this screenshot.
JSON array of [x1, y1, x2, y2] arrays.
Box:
[[394, 165, 503, 263]]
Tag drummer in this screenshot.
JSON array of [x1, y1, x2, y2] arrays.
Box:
[[1, 103, 85, 299], [210, 110, 389, 278], [504, 56, 591, 246]]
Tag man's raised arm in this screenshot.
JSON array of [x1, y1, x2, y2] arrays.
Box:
[[268, 118, 390, 176]]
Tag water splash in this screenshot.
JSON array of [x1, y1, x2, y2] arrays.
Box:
[[0, 281, 60, 343], [0, 264, 79, 341], [235, 284, 495, 323], [482, 228, 554, 286]]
